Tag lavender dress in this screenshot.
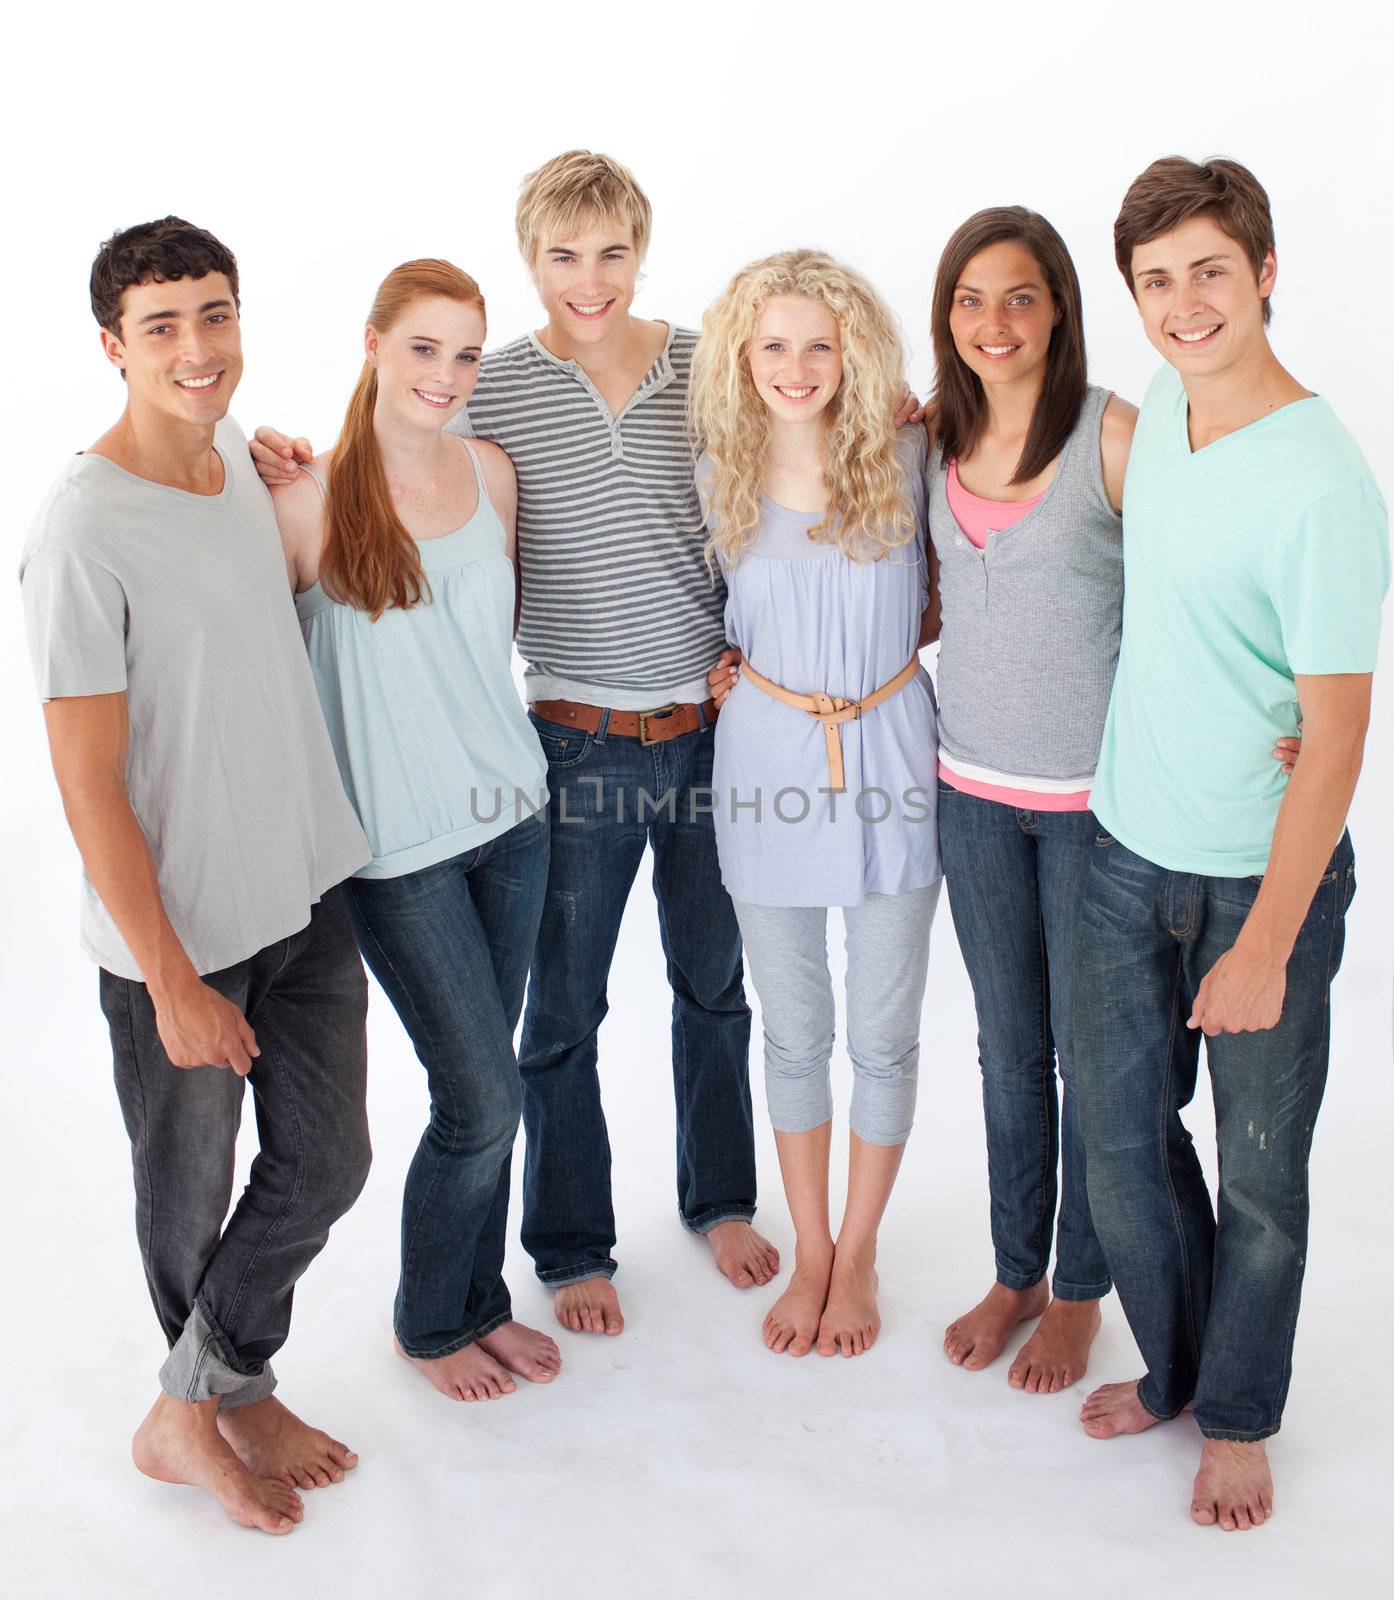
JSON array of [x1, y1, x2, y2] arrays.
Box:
[[703, 430, 940, 908]]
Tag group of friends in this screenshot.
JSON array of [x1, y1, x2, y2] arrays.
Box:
[[20, 148, 1387, 1542]]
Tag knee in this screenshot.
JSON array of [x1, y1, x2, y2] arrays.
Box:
[[313, 1124, 373, 1221], [763, 1027, 834, 1083]]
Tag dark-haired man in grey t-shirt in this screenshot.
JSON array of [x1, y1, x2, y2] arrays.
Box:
[[21, 218, 372, 1536]]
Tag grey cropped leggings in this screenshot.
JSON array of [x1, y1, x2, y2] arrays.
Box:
[[733, 881, 940, 1146]]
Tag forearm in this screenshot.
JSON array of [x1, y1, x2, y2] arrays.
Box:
[[60, 783, 199, 997], [1237, 731, 1365, 965]]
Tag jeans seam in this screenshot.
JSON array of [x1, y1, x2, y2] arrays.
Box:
[[1252, 866, 1341, 1438], [1160, 944, 1203, 1377], [223, 1026, 308, 1334], [352, 911, 464, 1305], [1030, 896, 1054, 1279], [116, 980, 164, 1339]]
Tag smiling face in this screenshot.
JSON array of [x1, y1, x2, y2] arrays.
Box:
[[747, 293, 843, 426], [1130, 214, 1275, 377], [366, 294, 486, 432], [101, 273, 242, 425], [532, 215, 638, 344], [947, 239, 1058, 392]]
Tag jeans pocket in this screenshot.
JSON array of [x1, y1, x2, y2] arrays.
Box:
[[530, 716, 593, 770], [1094, 830, 1116, 848]]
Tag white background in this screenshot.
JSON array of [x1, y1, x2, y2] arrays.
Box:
[[2, 3, 1391, 1596]]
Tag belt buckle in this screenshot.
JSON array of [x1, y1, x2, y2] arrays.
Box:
[[637, 703, 679, 745]]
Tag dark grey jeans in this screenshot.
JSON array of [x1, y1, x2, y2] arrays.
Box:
[[99, 889, 371, 1407]]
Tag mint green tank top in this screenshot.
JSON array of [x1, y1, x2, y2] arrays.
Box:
[[295, 440, 548, 879]]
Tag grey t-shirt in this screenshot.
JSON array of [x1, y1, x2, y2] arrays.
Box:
[[20, 417, 370, 979]]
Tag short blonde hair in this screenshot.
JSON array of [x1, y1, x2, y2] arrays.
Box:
[[515, 150, 653, 267]]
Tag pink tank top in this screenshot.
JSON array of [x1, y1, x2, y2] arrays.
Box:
[[939, 459, 1089, 811], [945, 458, 1041, 549]]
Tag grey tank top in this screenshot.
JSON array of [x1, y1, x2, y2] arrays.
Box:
[[928, 384, 1122, 790]]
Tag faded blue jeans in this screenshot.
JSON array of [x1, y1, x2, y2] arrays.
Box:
[[937, 785, 1111, 1302], [1073, 828, 1355, 1441], [344, 811, 549, 1358], [519, 711, 756, 1285]]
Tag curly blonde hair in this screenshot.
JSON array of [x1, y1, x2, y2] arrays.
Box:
[[689, 249, 912, 566]]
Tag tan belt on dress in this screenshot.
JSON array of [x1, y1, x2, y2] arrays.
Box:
[[737, 654, 922, 791]]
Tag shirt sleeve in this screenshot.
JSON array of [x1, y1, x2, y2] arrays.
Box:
[[1269, 478, 1390, 675], [21, 548, 129, 701]]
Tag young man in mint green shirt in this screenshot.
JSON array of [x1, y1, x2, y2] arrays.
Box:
[[1070, 158, 1387, 1534]]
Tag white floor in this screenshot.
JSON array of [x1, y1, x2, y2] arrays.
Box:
[[3, 816, 1392, 1600]]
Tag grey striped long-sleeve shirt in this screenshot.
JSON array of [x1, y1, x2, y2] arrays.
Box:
[[449, 324, 729, 709]]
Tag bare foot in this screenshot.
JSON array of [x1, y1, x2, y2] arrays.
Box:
[[477, 1320, 563, 1383], [764, 1241, 834, 1356], [217, 1395, 357, 1491], [553, 1277, 624, 1336], [132, 1393, 303, 1535], [943, 1280, 1048, 1371], [1079, 1377, 1166, 1439], [394, 1335, 517, 1401], [1191, 1439, 1274, 1532], [816, 1245, 879, 1358], [1008, 1297, 1103, 1394], [704, 1220, 780, 1288]]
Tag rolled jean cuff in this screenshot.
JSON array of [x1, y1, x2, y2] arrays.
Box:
[[395, 1307, 513, 1361], [1050, 1275, 1112, 1303], [685, 1205, 757, 1236], [994, 1263, 1047, 1293], [159, 1298, 276, 1408], [536, 1261, 618, 1288], [1196, 1422, 1281, 1443]]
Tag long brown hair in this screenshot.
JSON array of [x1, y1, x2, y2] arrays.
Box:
[[321, 259, 485, 618], [929, 208, 1086, 486]]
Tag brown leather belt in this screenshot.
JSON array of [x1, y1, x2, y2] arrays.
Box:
[[532, 698, 719, 746], [737, 655, 921, 791]]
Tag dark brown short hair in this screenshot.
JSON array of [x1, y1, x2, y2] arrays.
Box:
[[929, 206, 1087, 486], [1113, 156, 1275, 325], [90, 216, 240, 336]]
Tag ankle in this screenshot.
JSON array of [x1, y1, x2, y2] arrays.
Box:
[[832, 1236, 878, 1271], [793, 1236, 835, 1267]]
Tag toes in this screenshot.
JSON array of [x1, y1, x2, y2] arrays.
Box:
[[1191, 1499, 1218, 1526], [1007, 1359, 1027, 1389], [789, 1332, 814, 1357]]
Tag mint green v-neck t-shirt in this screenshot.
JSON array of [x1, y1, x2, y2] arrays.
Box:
[[1091, 363, 1388, 877]]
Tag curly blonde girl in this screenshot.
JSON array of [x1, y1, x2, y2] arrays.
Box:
[[690, 249, 912, 566]]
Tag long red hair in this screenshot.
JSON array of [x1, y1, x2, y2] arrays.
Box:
[[321, 259, 485, 618]]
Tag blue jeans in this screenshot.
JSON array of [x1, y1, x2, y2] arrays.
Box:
[[937, 785, 1111, 1301], [1073, 828, 1355, 1441], [520, 711, 756, 1285], [343, 811, 549, 1357]]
